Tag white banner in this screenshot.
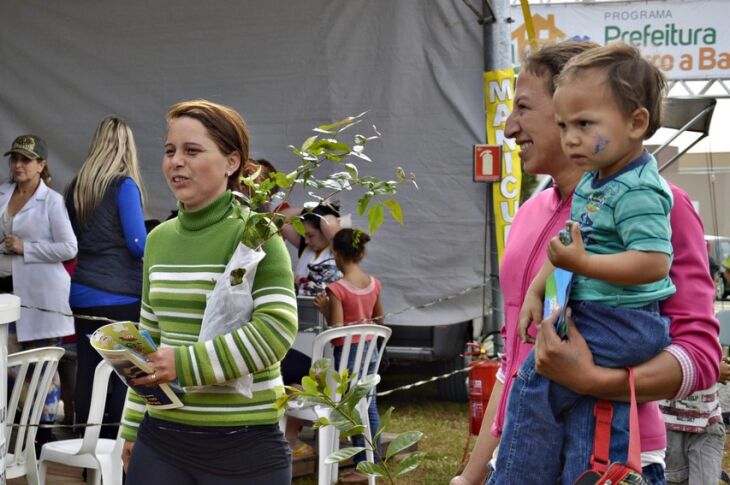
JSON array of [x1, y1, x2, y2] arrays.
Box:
[[510, 0, 730, 79]]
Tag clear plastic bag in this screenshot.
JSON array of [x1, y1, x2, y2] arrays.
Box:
[[196, 242, 265, 397]]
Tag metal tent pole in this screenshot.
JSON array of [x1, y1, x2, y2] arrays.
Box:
[[483, 0, 511, 339]]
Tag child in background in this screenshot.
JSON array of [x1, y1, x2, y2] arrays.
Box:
[[242, 158, 284, 212], [490, 43, 676, 484], [660, 373, 724, 484], [314, 228, 384, 483]]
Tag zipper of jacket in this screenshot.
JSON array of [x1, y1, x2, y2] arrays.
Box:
[[494, 191, 573, 435], [508, 192, 572, 385]]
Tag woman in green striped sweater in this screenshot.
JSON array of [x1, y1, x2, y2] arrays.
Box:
[[121, 100, 297, 484]]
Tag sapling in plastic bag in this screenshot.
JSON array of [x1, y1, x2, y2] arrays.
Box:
[[196, 242, 265, 397]]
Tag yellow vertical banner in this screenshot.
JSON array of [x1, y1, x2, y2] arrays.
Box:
[[484, 68, 521, 265]]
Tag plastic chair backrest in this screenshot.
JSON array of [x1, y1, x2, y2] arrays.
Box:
[[718, 310, 730, 348], [6, 347, 65, 471], [311, 324, 392, 399], [77, 360, 114, 455]]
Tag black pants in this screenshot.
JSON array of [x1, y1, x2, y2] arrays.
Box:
[[128, 417, 291, 484], [73, 302, 141, 439]]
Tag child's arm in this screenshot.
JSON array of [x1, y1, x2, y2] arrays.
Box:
[[517, 260, 555, 343], [549, 222, 670, 285], [313, 293, 331, 322], [326, 290, 344, 327], [371, 294, 384, 324]]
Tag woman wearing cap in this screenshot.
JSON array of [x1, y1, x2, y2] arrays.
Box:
[[0, 134, 78, 438], [65, 116, 147, 440]]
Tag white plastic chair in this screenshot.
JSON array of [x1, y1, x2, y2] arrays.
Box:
[[285, 324, 391, 485], [39, 360, 123, 485], [6, 346, 65, 485]]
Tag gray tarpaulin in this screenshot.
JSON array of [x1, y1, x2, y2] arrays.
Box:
[[0, 1, 489, 326]]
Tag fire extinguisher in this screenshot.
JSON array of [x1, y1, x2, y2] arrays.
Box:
[[466, 344, 500, 436]]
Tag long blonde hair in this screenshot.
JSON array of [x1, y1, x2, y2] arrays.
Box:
[[72, 116, 145, 225]]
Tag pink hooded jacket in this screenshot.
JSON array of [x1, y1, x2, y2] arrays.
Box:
[[492, 182, 721, 452]]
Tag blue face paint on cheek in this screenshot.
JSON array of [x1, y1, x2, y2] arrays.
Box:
[[594, 137, 609, 154]]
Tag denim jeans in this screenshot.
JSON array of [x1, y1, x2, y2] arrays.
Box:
[[490, 301, 670, 484], [333, 344, 381, 464]]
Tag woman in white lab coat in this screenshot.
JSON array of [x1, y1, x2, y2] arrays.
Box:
[[0, 134, 77, 343], [0, 134, 77, 439]]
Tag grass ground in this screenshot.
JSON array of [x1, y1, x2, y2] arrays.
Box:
[[294, 360, 475, 484], [377, 361, 474, 484]]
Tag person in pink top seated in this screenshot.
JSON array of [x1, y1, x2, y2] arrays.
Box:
[[315, 228, 384, 483], [451, 41, 721, 485]]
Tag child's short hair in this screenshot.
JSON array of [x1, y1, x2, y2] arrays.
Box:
[[522, 40, 600, 95], [557, 42, 666, 139], [333, 228, 370, 263]]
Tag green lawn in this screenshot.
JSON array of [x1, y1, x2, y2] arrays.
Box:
[[295, 360, 474, 484]]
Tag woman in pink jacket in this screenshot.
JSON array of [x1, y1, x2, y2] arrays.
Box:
[[452, 41, 721, 485]]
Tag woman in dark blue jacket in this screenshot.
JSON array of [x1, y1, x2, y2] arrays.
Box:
[[66, 116, 147, 438]]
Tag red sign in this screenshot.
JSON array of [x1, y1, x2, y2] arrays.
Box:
[[473, 145, 502, 182]]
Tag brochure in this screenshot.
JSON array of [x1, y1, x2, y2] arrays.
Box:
[[544, 268, 573, 339], [90, 321, 184, 409]]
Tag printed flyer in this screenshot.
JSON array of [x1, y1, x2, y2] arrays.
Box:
[[91, 321, 183, 409]]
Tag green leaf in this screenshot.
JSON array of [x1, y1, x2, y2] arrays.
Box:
[[329, 411, 357, 432], [383, 199, 403, 224], [268, 174, 287, 190], [340, 376, 379, 414], [374, 406, 394, 442], [321, 178, 351, 191], [367, 203, 385, 234], [336, 379, 349, 396], [335, 119, 363, 134], [340, 424, 366, 439], [317, 416, 330, 427], [308, 139, 351, 157], [332, 369, 342, 383], [324, 447, 366, 464], [317, 112, 367, 134], [301, 134, 318, 152], [356, 461, 386, 478], [349, 150, 372, 162], [394, 451, 427, 476], [357, 193, 373, 216], [291, 217, 305, 237], [301, 376, 318, 395], [312, 127, 335, 135], [386, 431, 423, 460], [344, 163, 359, 179]]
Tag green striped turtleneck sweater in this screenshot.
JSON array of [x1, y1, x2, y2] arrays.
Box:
[[121, 191, 297, 441]]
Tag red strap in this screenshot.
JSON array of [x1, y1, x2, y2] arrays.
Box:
[[590, 367, 641, 473], [591, 400, 613, 473], [626, 367, 641, 471]]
